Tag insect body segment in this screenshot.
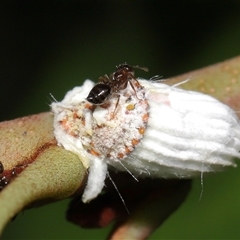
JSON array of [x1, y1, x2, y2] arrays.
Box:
[[86, 83, 111, 105]]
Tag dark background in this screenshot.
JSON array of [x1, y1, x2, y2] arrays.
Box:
[[1, 1, 240, 239]]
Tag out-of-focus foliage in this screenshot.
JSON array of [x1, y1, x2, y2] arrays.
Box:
[[1, 1, 240, 239]]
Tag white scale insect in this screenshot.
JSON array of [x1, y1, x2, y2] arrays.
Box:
[[51, 64, 240, 203]]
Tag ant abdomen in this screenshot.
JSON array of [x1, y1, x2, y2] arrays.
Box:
[[86, 83, 111, 105]]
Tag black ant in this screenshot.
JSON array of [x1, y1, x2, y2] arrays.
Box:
[[86, 63, 148, 113]]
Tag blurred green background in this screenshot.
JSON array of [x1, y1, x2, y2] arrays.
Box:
[[1, 1, 240, 239]]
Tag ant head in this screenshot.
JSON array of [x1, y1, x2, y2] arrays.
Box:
[[113, 63, 148, 82], [116, 63, 148, 73], [116, 63, 133, 73]]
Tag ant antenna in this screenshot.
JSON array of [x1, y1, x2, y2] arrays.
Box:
[[133, 65, 149, 72]]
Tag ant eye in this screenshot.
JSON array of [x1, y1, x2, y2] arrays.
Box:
[[123, 65, 132, 71]]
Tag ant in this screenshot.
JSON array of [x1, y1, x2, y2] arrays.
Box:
[[86, 63, 148, 114]]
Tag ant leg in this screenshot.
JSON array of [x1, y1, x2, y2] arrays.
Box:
[[99, 74, 110, 84], [111, 95, 120, 119], [129, 76, 142, 100]]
